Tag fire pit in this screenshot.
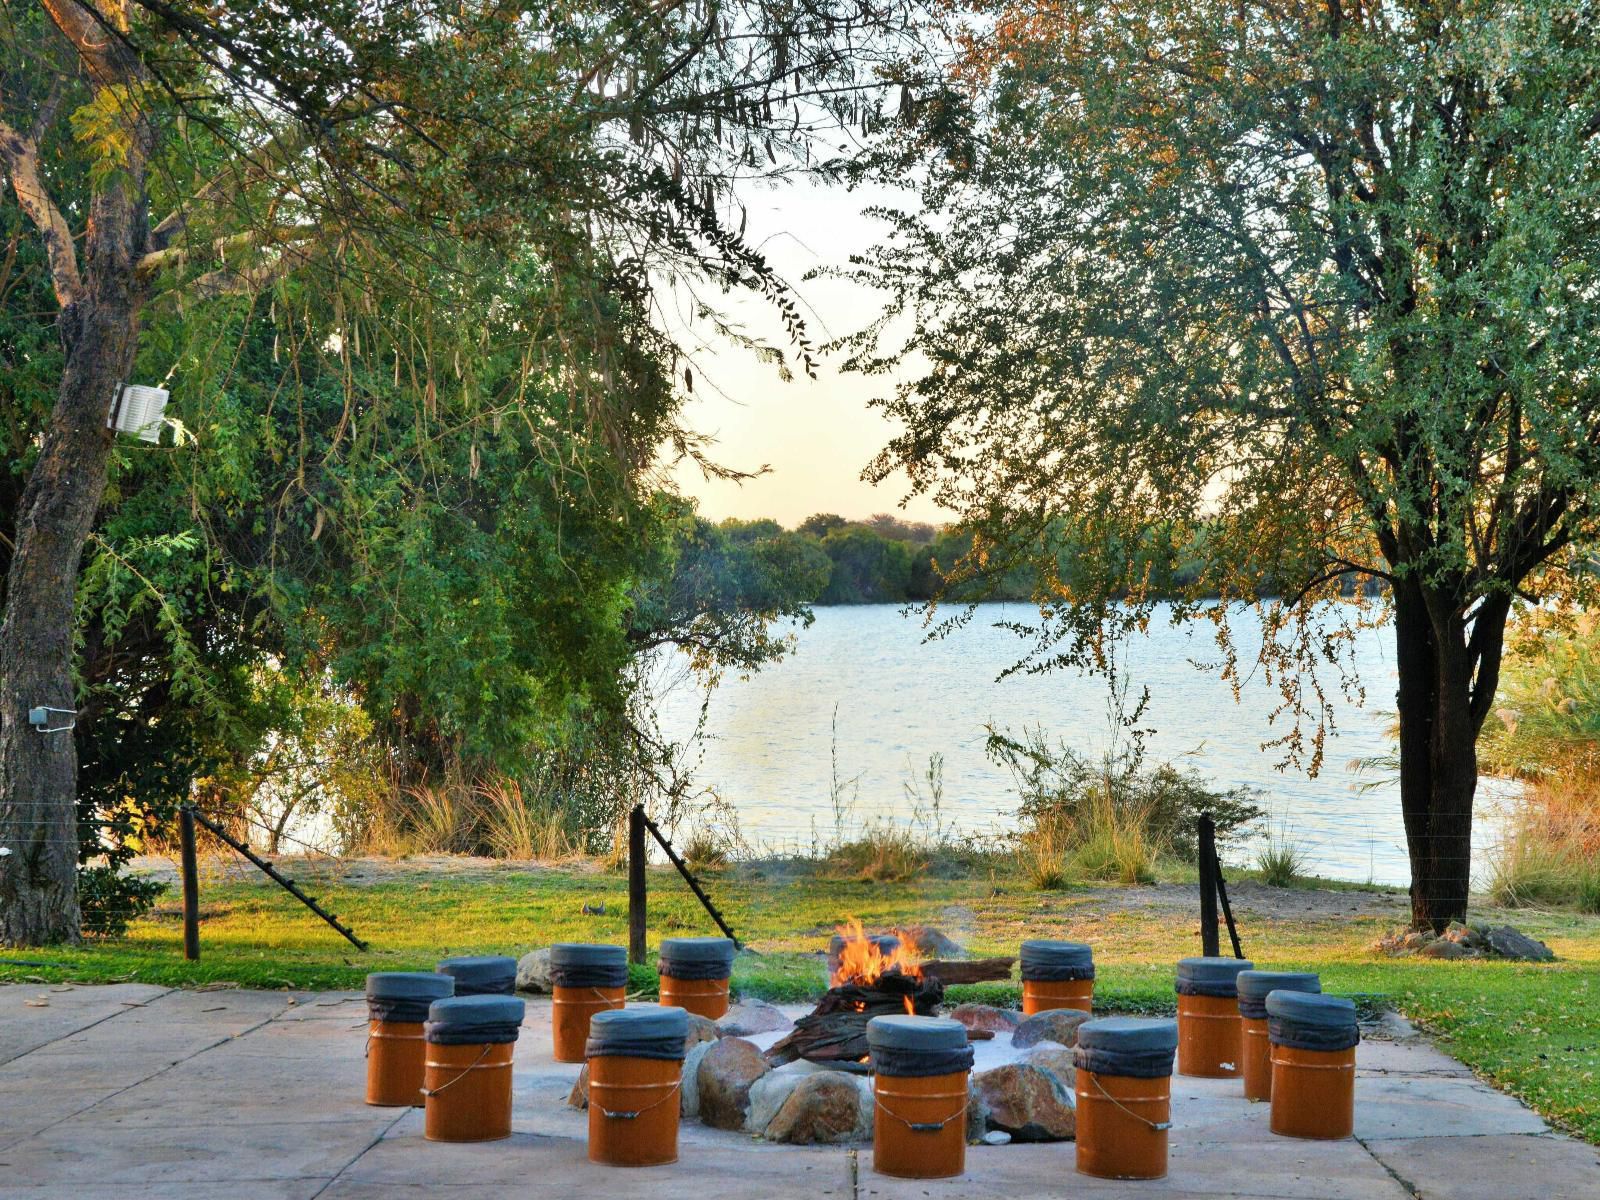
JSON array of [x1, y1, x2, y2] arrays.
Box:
[[766, 921, 1014, 1070]]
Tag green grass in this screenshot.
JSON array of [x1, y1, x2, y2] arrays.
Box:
[[3, 858, 1598, 1143]]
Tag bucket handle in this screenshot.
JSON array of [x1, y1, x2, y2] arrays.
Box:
[[595, 1079, 681, 1120], [874, 1098, 966, 1134], [421, 1043, 494, 1098], [1087, 1071, 1172, 1132]]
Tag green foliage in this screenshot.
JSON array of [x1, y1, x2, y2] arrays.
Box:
[[991, 726, 1264, 863], [1256, 824, 1310, 889], [77, 866, 167, 938], [818, 524, 915, 603]]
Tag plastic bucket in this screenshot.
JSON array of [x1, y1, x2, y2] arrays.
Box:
[[1241, 1015, 1272, 1101], [588, 1054, 682, 1166], [657, 974, 729, 1019], [1177, 992, 1242, 1077], [1267, 991, 1358, 1139], [367, 1020, 428, 1107], [422, 994, 524, 1143], [1270, 1044, 1356, 1138], [1236, 971, 1320, 1101], [1076, 1069, 1171, 1179], [423, 1040, 516, 1141], [1022, 977, 1094, 1015], [435, 955, 517, 997], [365, 971, 454, 1108], [553, 985, 626, 1063], [872, 1070, 969, 1179]]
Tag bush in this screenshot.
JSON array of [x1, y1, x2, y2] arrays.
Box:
[[1015, 817, 1070, 890], [1068, 795, 1161, 884], [78, 866, 167, 937], [826, 822, 929, 883], [991, 726, 1263, 868], [681, 825, 733, 871], [1256, 823, 1308, 887]]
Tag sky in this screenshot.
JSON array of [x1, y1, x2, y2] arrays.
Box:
[[664, 173, 950, 529]]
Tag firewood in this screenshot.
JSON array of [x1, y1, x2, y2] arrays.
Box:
[[919, 957, 1016, 985]]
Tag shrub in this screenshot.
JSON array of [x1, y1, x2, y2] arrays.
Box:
[[826, 822, 929, 883], [991, 726, 1263, 863], [1068, 795, 1162, 885], [477, 774, 577, 861], [681, 825, 732, 871], [1256, 823, 1308, 888], [78, 866, 167, 937], [1015, 817, 1071, 890]]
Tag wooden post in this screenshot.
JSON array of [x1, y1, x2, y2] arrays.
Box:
[[628, 805, 647, 965], [179, 807, 200, 961], [1198, 812, 1219, 958]]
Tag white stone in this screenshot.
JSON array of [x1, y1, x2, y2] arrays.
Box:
[[717, 1000, 794, 1037], [515, 948, 553, 993], [679, 1040, 715, 1118], [982, 1130, 1013, 1146]]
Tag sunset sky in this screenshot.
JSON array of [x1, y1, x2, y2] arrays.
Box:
[[666, 174, 949, 528]]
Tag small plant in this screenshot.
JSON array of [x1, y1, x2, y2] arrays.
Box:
[[681, 825, 732, 871], [1069, 795, 1162, 885], [1015, 816, 1071, 890], [827, 821, 929, 883], [477, 774, 575, 861], [1488, 827, 1580, 908], [78, 865, 167, 937], [1256, 822, 1308, 888]]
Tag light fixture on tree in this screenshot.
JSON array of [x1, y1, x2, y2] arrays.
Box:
[[106, 383, 171, 444]]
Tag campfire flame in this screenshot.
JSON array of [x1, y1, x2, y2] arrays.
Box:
[[832, 918, 923, 989]]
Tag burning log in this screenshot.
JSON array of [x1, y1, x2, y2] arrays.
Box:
[[766, 971, 945, 1067]]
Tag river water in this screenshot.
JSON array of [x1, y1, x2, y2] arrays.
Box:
[[656, 603, 1515, 887]]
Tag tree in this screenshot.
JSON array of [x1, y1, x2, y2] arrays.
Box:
[[0, 0, 920, 944], [845, 1, 1600, 930], [819, 523, 913, 602]]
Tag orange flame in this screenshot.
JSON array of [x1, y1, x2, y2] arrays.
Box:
[[831, 918, 923, 988]]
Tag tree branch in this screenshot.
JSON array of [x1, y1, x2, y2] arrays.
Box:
[[0, 116, 81, 306]]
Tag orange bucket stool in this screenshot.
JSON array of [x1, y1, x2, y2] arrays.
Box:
[[587, 1004, 689, 1167], [365, 972, 454, 1106], [1175, 956, 1253, 1077], [1074, 1017, 1178, 1180], [435, 954, 517, 997], [657, 937, 735, 1020], [1236, 970, 1320, 1102], [422, 994, 525, 1142], [866, 1015, 974, 1180], [1268, 991, 1359, 1140], [1020, 939, 1095, 1015], [550, 943, 627, 1063]]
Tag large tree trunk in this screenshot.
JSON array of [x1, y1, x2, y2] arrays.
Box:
[[1393, 584, 1479, 934], [0, 189, 147, 945]]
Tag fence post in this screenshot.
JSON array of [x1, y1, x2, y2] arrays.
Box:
[[1198, 812, 1219, 958], [179, 807, 200, 961], [628, 805, 647, 965]]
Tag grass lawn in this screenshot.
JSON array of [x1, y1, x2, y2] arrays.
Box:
[[2, 855, 1597, 1144]]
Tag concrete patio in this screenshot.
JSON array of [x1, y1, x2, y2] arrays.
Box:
[[1, 983, 1596, 1199]]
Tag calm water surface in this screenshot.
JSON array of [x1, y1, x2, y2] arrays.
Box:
[[657, 603, 1514, 886]]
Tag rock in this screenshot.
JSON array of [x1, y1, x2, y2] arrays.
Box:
[[1013, 1008, 1092, 1049], [718, 1000, 793, 1037], [566, 1062, 589, 1109], [1024, 1041, 1077, 1091], [686, 1013, 723, 1047], [1419, 938, 1469, 959], [1443, 921, 1488, 950], [949, 1003, 1020, 1035], [679, 1040, 715, 1118], [1486, 926, 1557, 962], [516, 948, 554, 993], [746, 1068, 804, 1134], [897, 925, 967, 959], [1403, 930, 1433, 951], [697, 1036, 771, 1130], [763, 1072, 865, 1144], [970, 1064, 1076, 1143], [982, 1130, 1012, 1146]]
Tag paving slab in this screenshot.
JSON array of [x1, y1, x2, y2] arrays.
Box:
[[0, 982, 168, 1064], [1, 984, 1597, 1200], [1364, 1133, 1600, 1200]]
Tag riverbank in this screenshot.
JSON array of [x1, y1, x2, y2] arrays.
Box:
[[2, 855, 1598, 1141]]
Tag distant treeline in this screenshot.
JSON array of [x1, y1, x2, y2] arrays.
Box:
[[703, 512, 1379, 607], [705, 512, 1034, 606]]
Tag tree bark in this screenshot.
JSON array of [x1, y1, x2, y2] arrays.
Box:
[[0, 90, 150, 942], [1393, 583, 1479, 934]]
